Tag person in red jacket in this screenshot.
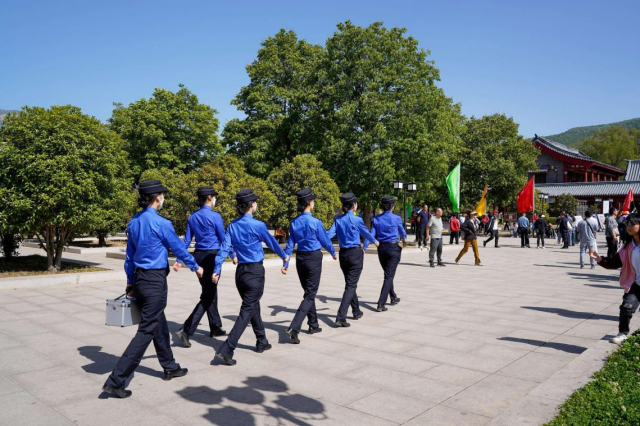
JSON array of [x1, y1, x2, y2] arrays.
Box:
[[449, 214, 460, 245]]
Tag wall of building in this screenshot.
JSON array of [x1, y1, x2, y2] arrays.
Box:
[[536, 153, 566, 183]]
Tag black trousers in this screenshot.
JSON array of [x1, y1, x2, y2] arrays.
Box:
[[336, 247, 364, 321], [217, 263, 268, 358], [537, 232, 545, 247], [290, 250, 323, 332], [520, 230, 530, 247], [428, 238, 443, 263], [449, 231, 459, 244], [104, 268, 179, 390], [484, 230, 499, 247], [377, 243, 401, 307], [417, 225, 428, 247], [620, 283, 640, 334], [182, 250, 222, 335], [562, 230, 569, 248], [606, 236, 618, 258]]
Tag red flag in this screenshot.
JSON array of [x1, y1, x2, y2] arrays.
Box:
[[622, 188, 633, 212], [517, 177, 535, 213]]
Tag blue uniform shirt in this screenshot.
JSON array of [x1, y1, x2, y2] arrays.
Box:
[[125, 207, 199, 284], [364, 210, 406, 249], [327, 211, 378, 249], [285, 212, 336, 257], [214, 214, 288, 274], [176, 205, 234, 263]]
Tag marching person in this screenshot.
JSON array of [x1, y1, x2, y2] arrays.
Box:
[[449, 213, 460, 245], [590, 214, 640, 345], [416, 203, 430, 250], [427, 207, 446, 267], [455, 210, 482, 266], [328, 193, 379, 327], [364, 195, 406, 312], [283, 189, 337, 345], [174, 186, 233, 349], [212, 189, 289, 366], [102, 180, 204, 399], [483, 212, 500, 248]]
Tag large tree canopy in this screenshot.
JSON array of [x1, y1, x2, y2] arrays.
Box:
[[578, 126, 640, 171], [111, 84, 222, 180], [0, 106, 131, 270]]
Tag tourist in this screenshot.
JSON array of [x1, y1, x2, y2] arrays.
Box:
[[577, 210, 598, 269], [535, 214, 548, 248], [212, 189, 290, 366], [455, 210, 482, 266], [449, 213, 460, 245], [283, 189, 337, 345], [605, 207, 620, 258], [416, 203, 430, 250], [483, 212, 500, 248], [532, 211, 539, 237], [102, 180, 203, 398], [427, 207, 445, 267], [567, 212, 576, 246], [559, 212, 570, 249], [517, 212, 530, 248], [590, 214, 640, 345]]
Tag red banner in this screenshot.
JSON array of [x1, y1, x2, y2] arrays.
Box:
[[622, 188, 634, 212], [517, 177, 535, 213]]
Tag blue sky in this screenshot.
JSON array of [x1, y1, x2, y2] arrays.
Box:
[[1, 1, 638, 137]]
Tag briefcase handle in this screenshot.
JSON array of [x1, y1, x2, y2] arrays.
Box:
[[114, 293, 126, 300]]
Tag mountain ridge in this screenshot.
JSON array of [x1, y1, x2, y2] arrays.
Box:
[[544, 117, 640, 147]]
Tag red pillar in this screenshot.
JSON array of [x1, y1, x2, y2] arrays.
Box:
[[584, 170, 588, 182]]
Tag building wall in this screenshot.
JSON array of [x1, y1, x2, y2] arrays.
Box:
[[535, 153, 565, 183]]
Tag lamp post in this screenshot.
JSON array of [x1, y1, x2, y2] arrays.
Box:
[[393, 180, 417, 229], [537, 192, 548, 215]]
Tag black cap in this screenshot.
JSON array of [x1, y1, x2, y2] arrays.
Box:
[[296, 188, 316, 203], [340, 192, 357, 204], [381, 195, 396, 205], [197, 186, 218, 197], [235, 189, 259, 203], [138, 180, 168, 195]]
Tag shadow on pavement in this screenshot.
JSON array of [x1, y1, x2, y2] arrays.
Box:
[[177, 375, 326, 426], [497, 337, 587, 354], [522, 306, 617, 322], [566, 272, 618, 283], [267, 305, 339, 329]]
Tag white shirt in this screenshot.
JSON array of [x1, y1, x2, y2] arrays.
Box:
[[492, 219, 498, 230]]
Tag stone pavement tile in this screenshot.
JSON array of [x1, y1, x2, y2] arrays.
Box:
[[343, 365, 464, 404], [328, 332, 420, 354], [0, 391, 74, 426], [312, 399, 397, 425], [0, 308, 23, 322], [486, 394, 561, 426], [442, 375, 538, 418], [43, 301, 97, 315], [453, 329, 557, 351], [47, 320, 110, 339], [278, 333, 354, 355], [346, 389, 434, 424], [420, 364, 489, 387], [0, 346, 59, 376], [20, 294, 65, 305], [469, 344, 530, 363], [404, 345, 516, 374], [394, 331, 485, 352], [0, 376, 23, 397], [1, 302, 42, 314], [331, 346, 438, 375], [0, 294, 22, 305], [382, 320, 461, 336], [0, 332, 23, 350], [17, 309, 74, 324], [0, 319, 52, 338], [10, 365, 101, 406], [402, 405, 491, 426], [269, 347, 364, 376], [489, 318, 573, 335], [435, 319, 516, 336], [496, 352, 575, 383], [269, 365, 379, 406], [55, 394, 180, 426], [563, 321, 617, 339]]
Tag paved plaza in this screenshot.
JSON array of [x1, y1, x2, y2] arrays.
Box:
[[0, 237, 634, 425]]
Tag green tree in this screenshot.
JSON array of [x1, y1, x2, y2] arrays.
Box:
[[0, 106, 131, 270], [455, 114, 538, 209], [578, 126, 640, 171], [223, 30, 325, 178], [111, 84, 222, 180], [317, 21, 464, 223], [267, 154, 341, 230], [548, 194, 578, 217]]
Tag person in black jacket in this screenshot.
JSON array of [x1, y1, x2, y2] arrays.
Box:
[[482, 213, 500, 248], [455, 211, 482, 266], [535, 215, 548, 248]]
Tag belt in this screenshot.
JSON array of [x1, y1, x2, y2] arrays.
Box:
[[135, 266, 167, 272], [378, 241, 399, 245], [340, 246, 362, 251], [239, 261, 263, 265], [194, 249, 219, 253]]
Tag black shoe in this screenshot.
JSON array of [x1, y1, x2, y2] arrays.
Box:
[[256, 343, 272, 353], [591, 265, 595, 270], [164, 367, 188, 381], [353, 312, 363, 320], [210, 327, 226, 337], [483, 241, 487, 247], [526, 245, 531, 248], [102, 385, 132, 398], [215, 352, 237, 366], [390, 298, 401, 306], [580, 265, 584, 269], [437, 262, 446, 267], [335, 319, 351, 327], [176, 329, 191, 348], [429, 262, 435, 268], [495, 246, 501, 248], [376, 305, 388, 312], [308, 326, 323, 334], [286, 329, 300, 344]]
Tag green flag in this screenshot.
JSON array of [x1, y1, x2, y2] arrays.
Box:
[[446, 163, 461, 213]]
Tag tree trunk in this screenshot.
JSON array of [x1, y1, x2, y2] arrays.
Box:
[[45, 226, 56, 271], [98, 234, 107, 247], [54, 247, 64, 271]]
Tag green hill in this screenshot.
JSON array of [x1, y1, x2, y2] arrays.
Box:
[[545, 117, 640, 146], [0, 109, 19, 123]]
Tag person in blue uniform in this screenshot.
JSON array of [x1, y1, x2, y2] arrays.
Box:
[[283, 189, 337, 344], [102, 180, 204, 399], [174, 186, 235, 348], [212, 189, 289, 366], [327, 192, 379, 327], [364, 195, 406, 312]]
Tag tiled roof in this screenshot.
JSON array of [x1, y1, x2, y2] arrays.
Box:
[[625, 160, 640, 181], [533, 135, 624, 173], [536, 181, 640, 197]]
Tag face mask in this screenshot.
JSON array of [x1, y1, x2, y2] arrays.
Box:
[[212, 197, 217, 207], [158, 196, 164, 210], [253, 203, 258, 214], [310, 201, 315, 210]]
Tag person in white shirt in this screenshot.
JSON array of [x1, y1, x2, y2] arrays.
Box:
[[483, 213, 500, 248]]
